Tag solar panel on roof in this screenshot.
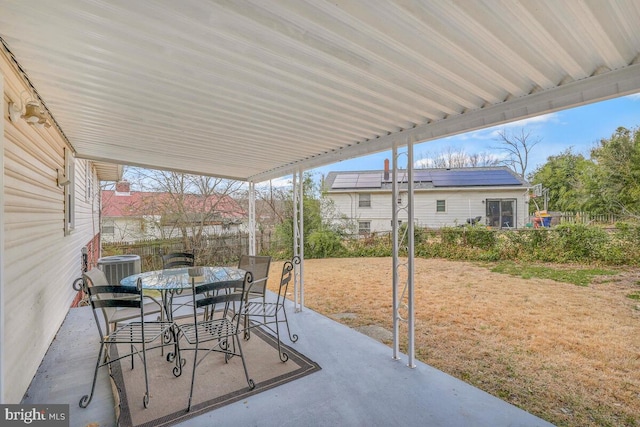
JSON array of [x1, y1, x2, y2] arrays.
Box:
[[430, 170, 521, 187], [393, 171, 410, 183], [331, 174, 359, 189], [414, 170, 433, 182], [356, 174, 382, 188], [331, 169, 521, 189]]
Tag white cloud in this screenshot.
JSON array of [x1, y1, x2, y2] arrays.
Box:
[[503, 113, 558, 128], [453, 113, 558, 141], [255, 175, 292, 189], [626, 92, 640, 100]]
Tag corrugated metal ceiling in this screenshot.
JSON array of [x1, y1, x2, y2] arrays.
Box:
[[1, 1, 639, 182]]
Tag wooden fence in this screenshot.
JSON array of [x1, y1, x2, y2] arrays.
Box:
[[103, 231, 274, 271], [555, 211, 619, 225]]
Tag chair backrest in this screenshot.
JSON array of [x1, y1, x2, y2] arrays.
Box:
[[84, 267, 128, 300], [85, 278, 144, 337], [162, 252, 195, 269], [83, 268, 110, 288], [275, 256, 299, 305], [238, 255, 271, 296], [191, 272, 252, 325]]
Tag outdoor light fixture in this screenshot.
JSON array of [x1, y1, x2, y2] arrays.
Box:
[[8, 92, 51, 128]]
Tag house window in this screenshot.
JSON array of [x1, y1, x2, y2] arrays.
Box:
[[64, 148, 76, 235], [436, 200, 446, 212], [358, 221, 371, 235], [359, 193, 371, 208], [102, 224, 115, 234]]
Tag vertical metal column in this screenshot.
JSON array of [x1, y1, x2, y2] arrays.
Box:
[[248, 181, 256, 256], [391, 137, 416, 368], [391, 144, 400, 360], [292, 170, 304, 312], [407, 139, 416, 368], [297, 169, 305, 311], [292, 172, 299, 311]]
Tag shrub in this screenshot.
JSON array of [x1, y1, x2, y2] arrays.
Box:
[[307, 229, 345, 259], [344, 233, 392, 257], [465, 226, 497, 250], [440, 227, 464, 246], [550, 223, 610, 262]]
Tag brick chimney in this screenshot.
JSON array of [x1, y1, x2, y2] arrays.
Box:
[[115, 181, 131, 195]]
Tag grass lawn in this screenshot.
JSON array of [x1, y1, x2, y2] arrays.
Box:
[[269, 257, 640, 427]]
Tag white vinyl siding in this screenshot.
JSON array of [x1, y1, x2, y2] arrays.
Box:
[[327, 188, 529, 233], [1, 51, 102, 403]]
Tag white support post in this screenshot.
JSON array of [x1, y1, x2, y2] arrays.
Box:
[[391, 138, 416, 368], [407, 138, 416, 368], [292, 169, 304, 312], [298, 169, 304, 311], [391, 144, 400, 361], [293, 172, 298, 311], [248, 181, 256, 256]]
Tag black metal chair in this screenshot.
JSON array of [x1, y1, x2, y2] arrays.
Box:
[[243, 256, 299, 362], [82, 268, 164, 332], [238, 255, 271, 303], [162, 251, 196, 316], [162, 252, 195, 269], [79, 278, 174, 409], [177, 272, 255, 411]]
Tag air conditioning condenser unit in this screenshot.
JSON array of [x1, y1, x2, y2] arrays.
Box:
[[97, 255, 141, 286]]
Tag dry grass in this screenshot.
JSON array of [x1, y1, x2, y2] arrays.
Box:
[[268, 257, 640, 427]]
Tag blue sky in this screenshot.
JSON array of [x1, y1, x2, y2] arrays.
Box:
[[307, 93, 640, 180]]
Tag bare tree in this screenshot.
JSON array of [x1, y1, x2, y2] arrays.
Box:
[[493, 128, 541, 178], [123, 167, 244, 250], [256, 179, 290, 226], [418, 147, 500, 169]]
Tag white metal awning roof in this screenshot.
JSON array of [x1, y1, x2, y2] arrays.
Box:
[[1, 1, 639, 182]]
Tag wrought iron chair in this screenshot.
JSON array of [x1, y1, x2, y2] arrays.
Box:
[[177, 272, 255, 412], [238, 255, 271, 303], [82, 268, 164, 332], [79, 278, 174, 409], [162, 251, 196, 316], [162, 252, 195, 269], [243, 256, 299, 362]]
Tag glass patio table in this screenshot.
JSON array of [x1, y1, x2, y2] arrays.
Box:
[[120, 266, 246, 322], [120, 266, 246, 377]]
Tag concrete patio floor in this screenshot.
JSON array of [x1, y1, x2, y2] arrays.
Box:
[[23, 295, 553, 427]]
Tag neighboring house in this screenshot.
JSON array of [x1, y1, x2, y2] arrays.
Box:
[[1, 49, 121, 402], [101, 181, 246, 243], [324, 167, 530, 233]]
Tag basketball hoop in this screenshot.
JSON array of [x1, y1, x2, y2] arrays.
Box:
[[531, 183, 543, 197]]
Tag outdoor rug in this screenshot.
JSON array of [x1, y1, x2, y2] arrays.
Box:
[[109, 321, 320, 427]]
